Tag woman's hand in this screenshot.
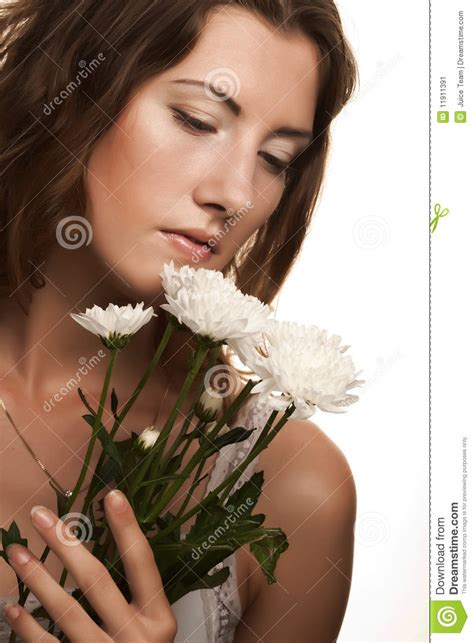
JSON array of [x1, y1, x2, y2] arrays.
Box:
[[3, 489, 178, 642]]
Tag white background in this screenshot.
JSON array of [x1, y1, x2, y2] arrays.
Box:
[[273, 1, 430, 640], [0, 0, 443, 640]]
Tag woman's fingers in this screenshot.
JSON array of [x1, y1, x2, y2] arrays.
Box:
[[3, 602, 59, 642], [104, 489, 169, 620], [5, 543, 109, 642], [15, 503, 134, 635], [5, 494, 175, 642]]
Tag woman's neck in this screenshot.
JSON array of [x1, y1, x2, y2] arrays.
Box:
[[0, 244, 193, 407]]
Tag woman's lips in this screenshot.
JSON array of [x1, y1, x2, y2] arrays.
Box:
[[158, 230, 213, 261]]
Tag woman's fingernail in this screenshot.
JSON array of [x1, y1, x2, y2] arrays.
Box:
[[107, 489, 127, 512], [6, 545, 31, 565], [4, 603, 21, 620], [31, 505, 55, 529]]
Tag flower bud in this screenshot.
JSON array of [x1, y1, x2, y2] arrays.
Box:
[[136, 425, 161, 452], [195, 389, 224, 423]]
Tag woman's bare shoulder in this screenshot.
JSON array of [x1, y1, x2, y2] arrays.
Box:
[[259, 411, 357, 504], [234, 413, 357, 642]]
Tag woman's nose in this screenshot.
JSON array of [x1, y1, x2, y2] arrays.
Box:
[[192, 143, 257, 217]]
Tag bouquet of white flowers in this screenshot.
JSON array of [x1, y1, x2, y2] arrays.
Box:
[[1, 260, 364, 638]]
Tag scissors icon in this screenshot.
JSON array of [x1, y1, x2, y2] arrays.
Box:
[[430, 203, 449, 233]]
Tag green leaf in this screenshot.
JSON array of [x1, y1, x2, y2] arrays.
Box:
[[215, 426, 256, 447], [203, 427, 256, 457], [88, 457, 121, 502], [137, 474, 187, 488], [49, 482, 70, 519], [166, 454, 183, 475], [152, 513, 286, 604], [225, 470, 265, 514], [165, 565, 230, 604], [110, 388, 119, 415], [82, 460, 122, 524], [250, 528, 289, 584], [82, 413, 98, 430], [145, 468, 290, 604], [153, 511, 180, 542], [188, 565, 230, 591], [77, 387, 95, 415], [0, 521, 28, 564], [82, 414, 123, 469]]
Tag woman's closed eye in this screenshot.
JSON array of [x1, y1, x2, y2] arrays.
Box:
[[171, 107, 216, 134], [170, 107, 294, 177]]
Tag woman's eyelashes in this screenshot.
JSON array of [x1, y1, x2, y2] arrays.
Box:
[[171, 107, 216, 133], [170, 107, 292, 177]]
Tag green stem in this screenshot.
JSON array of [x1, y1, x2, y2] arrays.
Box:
[[82, 319, 175, 514], [149, 404, 292, 544], [81, 321, 177, 569], [158, 345, 221, 473], [217, 412, 279, 502], [136, 416, 205, 518], [131, 345, 221, 514], [143, 378, 257, 524], [175, 455, 207, 520], [137, 342, 210, 510], [57, 348, 119, 589]]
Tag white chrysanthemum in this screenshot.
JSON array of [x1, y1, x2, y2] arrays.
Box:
[[70, 302, 157, 349], [230, 319, 364, 420], [159, 260, 271, 342]]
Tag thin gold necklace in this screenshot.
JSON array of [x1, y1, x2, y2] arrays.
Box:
[[0, 398, 84, 499], [0, 327, 176, 499], [0, 385, 167, 499]]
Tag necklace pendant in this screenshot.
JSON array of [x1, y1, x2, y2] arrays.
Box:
[[64, 489, 73, 498]]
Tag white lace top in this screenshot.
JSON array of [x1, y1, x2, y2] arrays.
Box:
[[0, 396, 272, 642]]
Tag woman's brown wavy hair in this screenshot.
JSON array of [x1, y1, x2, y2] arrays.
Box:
[[0, 0, 358, 403]]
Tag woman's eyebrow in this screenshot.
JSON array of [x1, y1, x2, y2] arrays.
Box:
[[168, 78, 314, 141]]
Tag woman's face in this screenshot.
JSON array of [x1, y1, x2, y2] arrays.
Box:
[[85, 5, 320, 300]]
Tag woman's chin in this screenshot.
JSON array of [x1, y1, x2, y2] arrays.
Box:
[[101, 267, 164, 307]]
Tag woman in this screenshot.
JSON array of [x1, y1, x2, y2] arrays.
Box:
[[0, 0, 359, 641]]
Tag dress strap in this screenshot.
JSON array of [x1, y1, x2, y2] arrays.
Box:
[[201, 394, 273, 642]]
